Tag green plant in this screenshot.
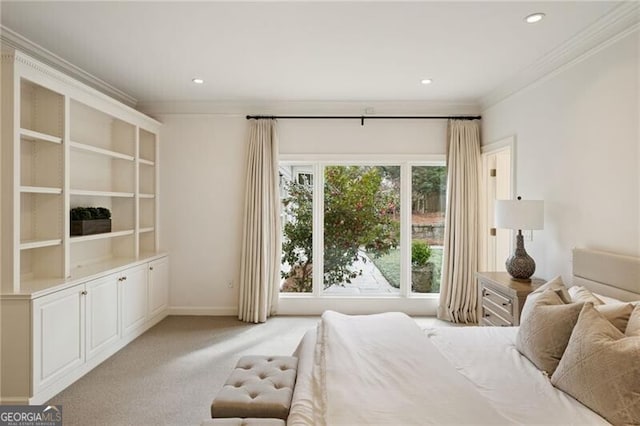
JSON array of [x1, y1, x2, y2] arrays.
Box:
[[70, 207, 112, 221], [96, 207, 111, 219], [411, 241, 432, 267]]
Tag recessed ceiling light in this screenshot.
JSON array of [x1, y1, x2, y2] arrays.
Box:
[[192, 78, 204, 84], [421, 79, 433, 85], [524, 13, 545, 24]]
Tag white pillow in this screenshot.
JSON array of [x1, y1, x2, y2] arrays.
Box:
[[593, 292, 624, 305], [568, 286, 603, 305]]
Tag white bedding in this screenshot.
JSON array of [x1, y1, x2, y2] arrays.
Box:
[[288, 312, 609, 426], [426, 326, 608, 425]]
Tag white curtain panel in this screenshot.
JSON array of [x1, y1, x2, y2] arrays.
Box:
[[238, 119, 281, 323], [438, 119, 481, 324]]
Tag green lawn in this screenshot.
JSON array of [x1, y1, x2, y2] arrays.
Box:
[[370, 246, 442, 293]]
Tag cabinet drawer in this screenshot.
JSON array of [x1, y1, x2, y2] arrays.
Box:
[[481, 305, 513, 326], [482, 297, 513, 323], [481, 287, 513, 316]]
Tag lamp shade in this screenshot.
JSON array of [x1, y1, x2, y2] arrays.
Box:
[[495, 199, 544, 230]]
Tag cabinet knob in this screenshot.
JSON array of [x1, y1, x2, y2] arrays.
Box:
[[123, 276, 127, 281], [149, 267, 154, 271], [81, 290, 87, 295]]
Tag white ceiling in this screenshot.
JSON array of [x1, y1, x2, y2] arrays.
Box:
[[0, 1, 624, 106]]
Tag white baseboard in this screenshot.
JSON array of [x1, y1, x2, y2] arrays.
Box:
[[0, 397, 29, 405], [168, 306, 238, 316]]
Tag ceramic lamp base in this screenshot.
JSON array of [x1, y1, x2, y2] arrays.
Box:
[[505, 231, 536, 282]]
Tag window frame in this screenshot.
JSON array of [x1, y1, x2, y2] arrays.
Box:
[[279, 154, 446, 301]]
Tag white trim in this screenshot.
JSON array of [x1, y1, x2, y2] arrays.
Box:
[[139, 100, 481, 116], [278, 295, 438, 316], [312, 163, 323, 297], [400, 163, 411, 297], [480, 136, 516, 272], [482, 135, 517, 200], [482, 135, 515, 155], [1, 48, 160, 129], [481, 3, 640, 109], [0, 397, 30, 405], [279, 159, 446, 306], [280, 154, 445, 163], [167, 306, 238, 316], [1, 26, 138, 107]]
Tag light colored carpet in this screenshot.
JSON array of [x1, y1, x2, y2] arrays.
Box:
[[47, 315, 452, 426]]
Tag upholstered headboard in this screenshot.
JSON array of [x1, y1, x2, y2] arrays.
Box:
[[572, 248, 640, 301]]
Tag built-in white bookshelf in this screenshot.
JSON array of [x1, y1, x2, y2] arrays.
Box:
[[138, 128, 158, 254], [1, 50, 162, 294]]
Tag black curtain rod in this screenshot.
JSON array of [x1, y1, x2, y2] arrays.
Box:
[[246, 114, 481, 126]]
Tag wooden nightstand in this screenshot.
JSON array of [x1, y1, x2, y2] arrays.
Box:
[[476, 272, 546, 326]]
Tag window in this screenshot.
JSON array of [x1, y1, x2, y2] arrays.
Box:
[[411, 166, 446, 293], [323, 166, 400, 295], [279, 159, 446, 297], [279, 165, 314, 293]]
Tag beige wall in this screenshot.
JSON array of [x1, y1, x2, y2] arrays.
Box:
[[481, 31, 640, 282], [159, 114, 453, 313]]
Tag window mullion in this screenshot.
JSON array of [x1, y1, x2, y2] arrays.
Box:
[[312, 163, 324, 297], [401, 163, 411, 297]]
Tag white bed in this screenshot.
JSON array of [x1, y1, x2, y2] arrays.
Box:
[[288, 248, 640, 425]]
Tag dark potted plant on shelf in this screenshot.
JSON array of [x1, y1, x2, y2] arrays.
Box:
[[411, 240, 434, 293], [70, 207, 112, 236]]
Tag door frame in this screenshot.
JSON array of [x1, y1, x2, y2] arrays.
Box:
[[480, 135, 517, 271]]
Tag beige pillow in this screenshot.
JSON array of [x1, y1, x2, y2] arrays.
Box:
[[551, 303, 640, 425], [596, 303, 635, 333], [520, 276, 571, 323], [568, 286, 604, 305], [516, 289, 584, 375], [627, 304, 640, 336]]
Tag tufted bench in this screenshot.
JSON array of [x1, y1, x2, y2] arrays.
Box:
[[211, 355, 298, 420], [201, 419, 285, 426]]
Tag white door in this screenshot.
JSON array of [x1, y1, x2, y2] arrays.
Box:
[[121, 264, 148, 337], [32, 285, 85, 393], [85, 273, 120, 360], [481, 139, 514, 271], [148, 257, 169, 319]]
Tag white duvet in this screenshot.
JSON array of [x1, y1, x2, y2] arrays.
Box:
[[426, 326, 608, 425], [288, 311, 609, 426], [309, 311, 513, 425]]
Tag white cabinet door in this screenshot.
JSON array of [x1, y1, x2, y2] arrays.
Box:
[[85, 273, 120, 360], [121, 264, 148, 337], [148, 257, 169, 318], [32, 285, 85, 394]]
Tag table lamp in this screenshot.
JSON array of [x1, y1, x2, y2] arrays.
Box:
[[494, 197, 544, 282]]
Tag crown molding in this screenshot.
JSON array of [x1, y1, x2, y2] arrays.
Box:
[[137, 99, 481, 117], [0, 25, 138, 108], [481, 2, 640, 110]]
